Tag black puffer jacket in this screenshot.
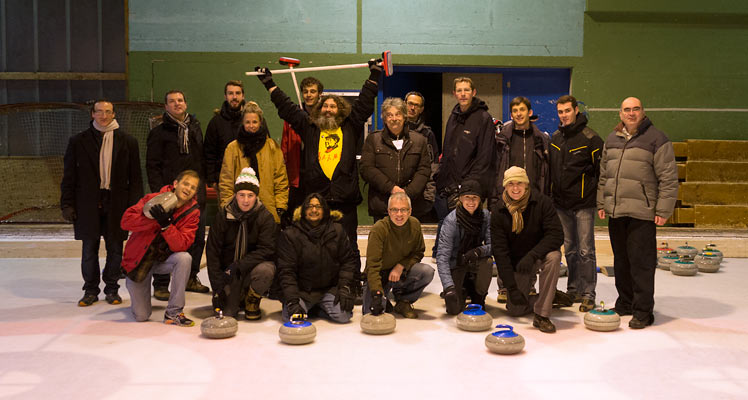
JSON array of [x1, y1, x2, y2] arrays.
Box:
[[493, 121, 550, 204], [270, 78, 378, 207], [549, 113, 604, 211], [490, 190, 563, 291], [276, 208, 357, 303], [360, 126, 432, 218], [436, 97, 496, 197], [205, 199, 277, 291], [204, 102, 243, 186], [145, 113, 206, 204]]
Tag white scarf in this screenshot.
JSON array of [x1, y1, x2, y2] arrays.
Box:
[[93, 119, 119, 190]]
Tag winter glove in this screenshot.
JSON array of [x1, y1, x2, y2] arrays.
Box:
[[370, 290, 385, 315], [334, 285, 355, 313], [254, 67, 276, 90], [462, 247, 483, 264], [508, 288, 528, 306], [367, 58, 383, 82], [516, 253, 537, 274], [443, 286, 462, 315], [226, 261, 240, 279], [276, 208, 286, 223], [61, 206, 77, 222], [149, 204, 172, 229], [286, 299, 304, 317]]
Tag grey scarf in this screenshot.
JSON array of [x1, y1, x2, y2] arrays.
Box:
[[164, 112, 192, 154]]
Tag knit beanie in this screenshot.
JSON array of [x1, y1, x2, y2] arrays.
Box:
[[503, 166, 530, 187], [234, 167, 260, 194], [458, 179, 482, 198]]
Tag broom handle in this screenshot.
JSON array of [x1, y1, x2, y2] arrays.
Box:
[[245, 63, 368, 76]]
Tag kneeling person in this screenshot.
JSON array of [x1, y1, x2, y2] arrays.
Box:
[[277, 194, 357, 323], [121, 170, 202, 326], [206, 167, 277, 320], [491, 167, 564, 333], [363, 192, 434, 319], [436, 180, 492, 315]]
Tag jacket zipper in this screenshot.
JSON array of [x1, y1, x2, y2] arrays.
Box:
[[640, 183, 650, 207]]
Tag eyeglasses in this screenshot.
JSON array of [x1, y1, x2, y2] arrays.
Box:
[[388, 207, 411, 214], [406, 101, 423, 108], [307, 204, 323, 210]]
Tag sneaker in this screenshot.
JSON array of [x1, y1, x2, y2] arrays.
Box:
[[532, 313, 556, 333], [78, 293, 98, 307], [244, 291, 262, 321], [105, 293, 122, 305], [185, 276, 209, 293], [552, 290, 574, 308], [164, 312, 194, 327], [611, 307, 632, 316], [393, 300, 418, 319], [497, 288, 507, 304], [579, 298, 595, 312], [567, 291, 583, 303], [153, 287, 170, 301], [629, 314, 654, 329]]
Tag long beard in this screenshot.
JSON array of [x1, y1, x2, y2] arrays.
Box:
[[314, 114, 342, 131]]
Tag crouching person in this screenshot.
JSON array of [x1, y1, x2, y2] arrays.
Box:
[[491, 167, 563, 333], [121, 170, 201, 326], [363, 192, 434, 319], [277, 193, 357, 323], [206, 167, 276, 320], [436, 180, 492, 315]]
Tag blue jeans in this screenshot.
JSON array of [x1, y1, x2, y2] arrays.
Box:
[[80, 214, 122, 296], [126, 252, 191, 321], [556, 207, 597, 300], [362, 262, 434, 314], [281, 292, 352, 323]]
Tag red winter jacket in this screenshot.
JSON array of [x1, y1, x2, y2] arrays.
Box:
[[120, 185, 200, 273]]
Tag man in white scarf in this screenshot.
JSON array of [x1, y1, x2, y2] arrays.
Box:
[[61, 100, 144, 307]]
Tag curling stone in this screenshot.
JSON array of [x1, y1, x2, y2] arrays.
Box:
[[583, 301, 620, 332], [701, 243, 723, 263], [671, 256, 698, 276], [360, 312, 396, 335], [657, 251, 679, 271], [143, 191, 178, 219], [559, 262, 568, 277], [485, 324, 525, 355], [657, 241, 674, 256], [675, 242, 698, 258], [278, 314, 316, 345], [695, 252, 721, 273], [200, 309, 238, 339], [455, 304, 493, 332]]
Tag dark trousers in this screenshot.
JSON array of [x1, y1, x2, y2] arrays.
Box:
[[333, 203, 361, 280], [451, 258, 493, 306], [608, 216, 657, 320], [153, 203, 206, 290], [81, 213, 122, 296]]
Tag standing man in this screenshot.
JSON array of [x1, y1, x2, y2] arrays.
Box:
[[549, 95, 604, 312], [491, 167, 564, 333], [597, 97, 678, 329], [363, 192, 434, 319], [204, 80, 245, 192], [282, 77, 324, 220], [146, 90, 209, 297], [404, 91, 439, 164], [121, 170, 201, 327], [61, 100, 143, 307]]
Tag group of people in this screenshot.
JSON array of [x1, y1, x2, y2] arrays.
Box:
[[60, 58, 678, 332]]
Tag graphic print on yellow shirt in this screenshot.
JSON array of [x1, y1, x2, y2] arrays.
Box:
[[318, 127, 343, 180]]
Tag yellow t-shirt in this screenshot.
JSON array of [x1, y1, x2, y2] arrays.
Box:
[[318, 127, 343, 180]]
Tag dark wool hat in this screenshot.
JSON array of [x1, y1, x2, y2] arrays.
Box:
[[459, 180, 482, 198]]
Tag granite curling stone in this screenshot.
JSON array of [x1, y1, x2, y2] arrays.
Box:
[[456, 304, 493, 332], [583, 301, 620, 332], [143, 191, 178, 219], [657, 251, 679, 271], [485, 324, 525, 355], [695, 251, 721, 273], [279, 314, 316, 345], [676, 242, 698, 258], [360, 312, 396, 335], [671, 256, 698, 276], [703, 243, 723, 263], [657, 241, 674, 256], [200, 309, 238, 339]]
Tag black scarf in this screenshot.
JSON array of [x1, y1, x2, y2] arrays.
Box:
[[237, 123, 269, 181], [227, 197, 260, 263], [220, 100, 244, 122], [456, 204, 483, 255], [299, 217, 329, 241]]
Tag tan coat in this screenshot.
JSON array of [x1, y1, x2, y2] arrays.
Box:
[[219, 138, 289, 223]]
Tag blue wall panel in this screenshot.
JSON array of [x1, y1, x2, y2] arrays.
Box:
[[362, 0, 584, 56], [129, 0, 357, 53]]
